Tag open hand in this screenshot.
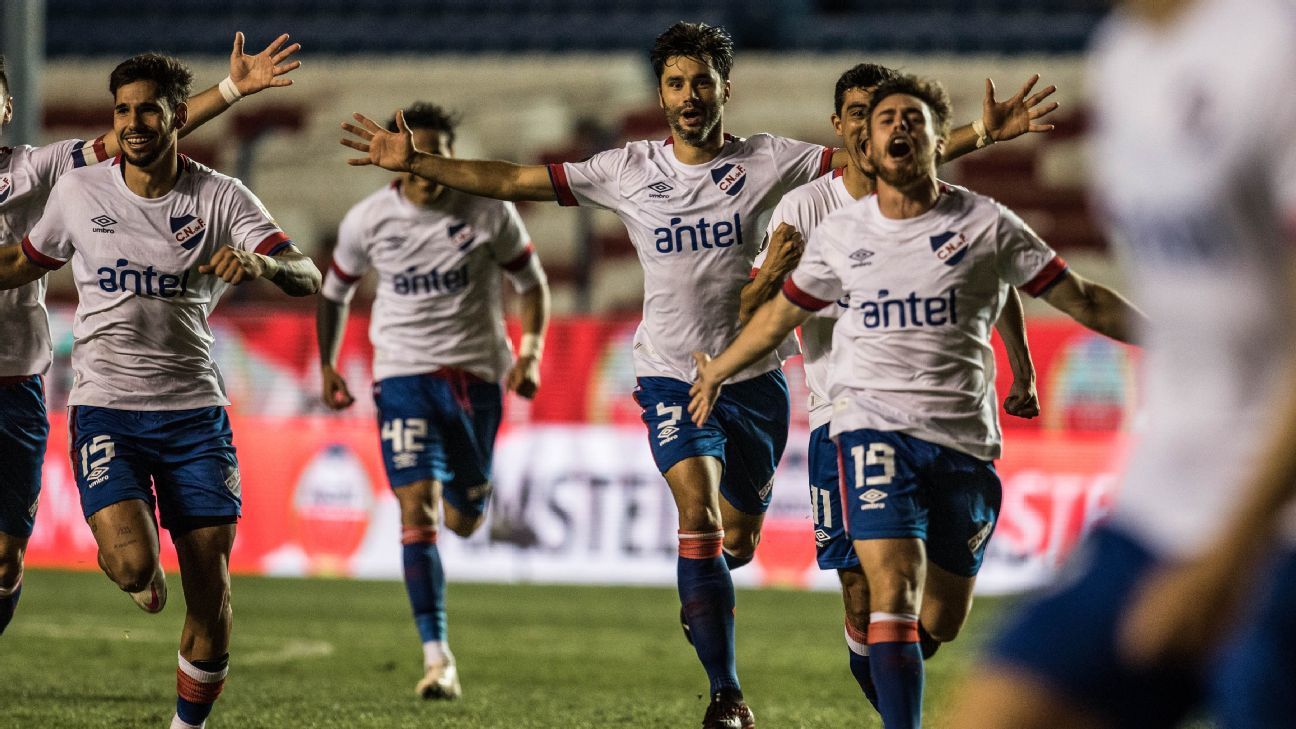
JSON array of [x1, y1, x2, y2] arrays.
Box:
[[982, 74, 1059, 142], [229, 32, 302, 97], [341, 109, 418, 172]]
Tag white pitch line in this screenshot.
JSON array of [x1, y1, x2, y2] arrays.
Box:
[[12, 620, 335, 665]]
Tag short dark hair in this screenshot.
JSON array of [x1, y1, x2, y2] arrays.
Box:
[[387, 102, 458, 146], [834, 63, 900, 114], [109, 53, 193, 112], [650, 22, 735, 81], [868, 74, 953, 138], [0, 55, 9, 96]]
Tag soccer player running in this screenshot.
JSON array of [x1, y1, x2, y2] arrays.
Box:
[[0, 54, 319, 729], [340, 22, 1050, 727], [951, 1, 1296, 728], [741, 63, 1049, 712], [0, 33, 300, 638], [689, 75, 1143, 729], [317, 102, 550, 700]]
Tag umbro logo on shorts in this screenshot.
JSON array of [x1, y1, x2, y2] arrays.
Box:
[[859, 488, 887, 511], [91, 214, 118, 234]]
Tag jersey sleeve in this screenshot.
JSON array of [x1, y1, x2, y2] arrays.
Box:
[[764, 134, 834, 192], [321, 204, 372, 304], [21, 177, 76, 269], [546, 147, 627, 210], [28, 137, 112, 188], [993, 205, 1069, 297], [785, 221, 843, 311], [225, 180, 292, 257]]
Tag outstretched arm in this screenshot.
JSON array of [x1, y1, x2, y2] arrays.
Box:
[[739, 223, 805, 324], [317, 295, 355, 410], [199, 244, 320, 296], [994, 287, 1039, 418], [100, 32, 302, 157], [942, 74, 1059, 163], [1040, 270, 1145, 344], [341, 110, 556, 202], [0, 243, 49, 290], [690, 293, 812, 426]]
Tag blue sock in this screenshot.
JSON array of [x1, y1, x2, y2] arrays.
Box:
[[0, 577, 21, 636], [845, 622, 879, 711], [402, 527, 447, 643], [175, 653, 228, 727], [678, 530, 740, 695], [722, 547, 753, 571], [868, 613, 923, 729]]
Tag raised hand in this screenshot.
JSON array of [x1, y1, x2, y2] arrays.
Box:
[[341, 110, 418, 172], [982, 74, 1059, 143], [229, 32, 302, 97], [687, 352, 722, 427]]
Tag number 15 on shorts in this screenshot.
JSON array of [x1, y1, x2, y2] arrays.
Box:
[[851, 442, 894, 510]]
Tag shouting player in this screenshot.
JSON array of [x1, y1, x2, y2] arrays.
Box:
[[0, 33, 300, 637], [689, 75, 1143, 729], [340, 22, 1052, 728], [741, 62, 1049, 712], [952, 0, 1296, 727], [317, 102, 550, 700], [0, 54, 319, 729]]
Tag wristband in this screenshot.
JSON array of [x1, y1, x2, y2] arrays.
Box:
[[972, 118, 995, 149], [218, 76, 243, 105], [519, 333, 543, 359]]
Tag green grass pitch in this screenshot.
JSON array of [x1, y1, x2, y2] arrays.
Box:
[[0, 569, 1017, 728]]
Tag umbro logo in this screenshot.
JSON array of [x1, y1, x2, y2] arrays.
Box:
[[859, 488, 887, 511], [849, 249, 875, 267], [814, 529, 830, 546], [91, 214, 117, 234], [649, 181, 673, 193]]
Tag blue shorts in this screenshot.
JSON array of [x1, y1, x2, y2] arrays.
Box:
[[985, 526, 1203, 729], [0, 375, 48, 538], [373, 370, 502, 518], [835, 428, 999, 577], [70, 405, 241, 531], [808, 424, 858, 570], [634, 371, 789, 515]]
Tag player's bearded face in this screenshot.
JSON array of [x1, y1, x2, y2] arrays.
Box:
[[868, 95, 939, 188], [659, 57, 727, 146], [113, 81, 181, 169]]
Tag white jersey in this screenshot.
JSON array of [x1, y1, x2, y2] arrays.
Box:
[[1090, 0, 1296, 556], [550, 133, 833, 382], [788, 186, 1064, 460], [22, 155, 290, 409], [321, 183, 540, 383], [759, 167, 855, 431], [0, 138, 111, 376]]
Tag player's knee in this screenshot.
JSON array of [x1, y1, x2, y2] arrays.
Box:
[[865, 568, 923, 613], [111, 560, 158, 593], [444, 510, 484, 539], [722, 529, 759, 563], [923, 601, 972, 643], [676, 504, 723, 532], [0, 556, 21, 592]]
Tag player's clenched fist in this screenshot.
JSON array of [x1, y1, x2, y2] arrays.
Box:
[[320, 364, 356, 410], [199, 245, 269, 284], [506, 354, 541, 400]]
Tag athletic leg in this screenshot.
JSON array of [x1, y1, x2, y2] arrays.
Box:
[[170, 522, 236, 729]]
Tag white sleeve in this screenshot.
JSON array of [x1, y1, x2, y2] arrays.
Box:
[[28, 138, 113, 188], [993, 204, 1068, 297], [487, 202, 545, 293], [224, 180, 291, 257], [321, 205, 371, 304], [763, 134, 834, 192], [546, 147, 628, 211], [786, 221, 843, 311], [21, 177, 75, 269]]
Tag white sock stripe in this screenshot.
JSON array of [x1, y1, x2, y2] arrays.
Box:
[[843, 626, 869, 655], [177, 652, 229, 683], [678, 530, 724, 540], [869, 612, 919, 624], [169, 715, 203, 729]]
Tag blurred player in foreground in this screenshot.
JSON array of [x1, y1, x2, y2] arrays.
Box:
[[0, 53, 319, 728], [952, 0, 1296, 727], [741, 61, 1049, 713], [340, 22, 1055, 727], [317, 102, 550, 700], [689, 75, 1142, 729], [0, 32, 300, 637]]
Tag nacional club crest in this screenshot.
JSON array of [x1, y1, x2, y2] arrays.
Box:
[[448, 220, 477, 251], [930, 231, 969, 266], [170, 214, 207, 250], [710, 163, 747, 196], [0, 176, 12, 204]]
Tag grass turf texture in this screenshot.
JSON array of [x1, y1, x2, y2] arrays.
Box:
[[1, 569, 1015, 728]]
